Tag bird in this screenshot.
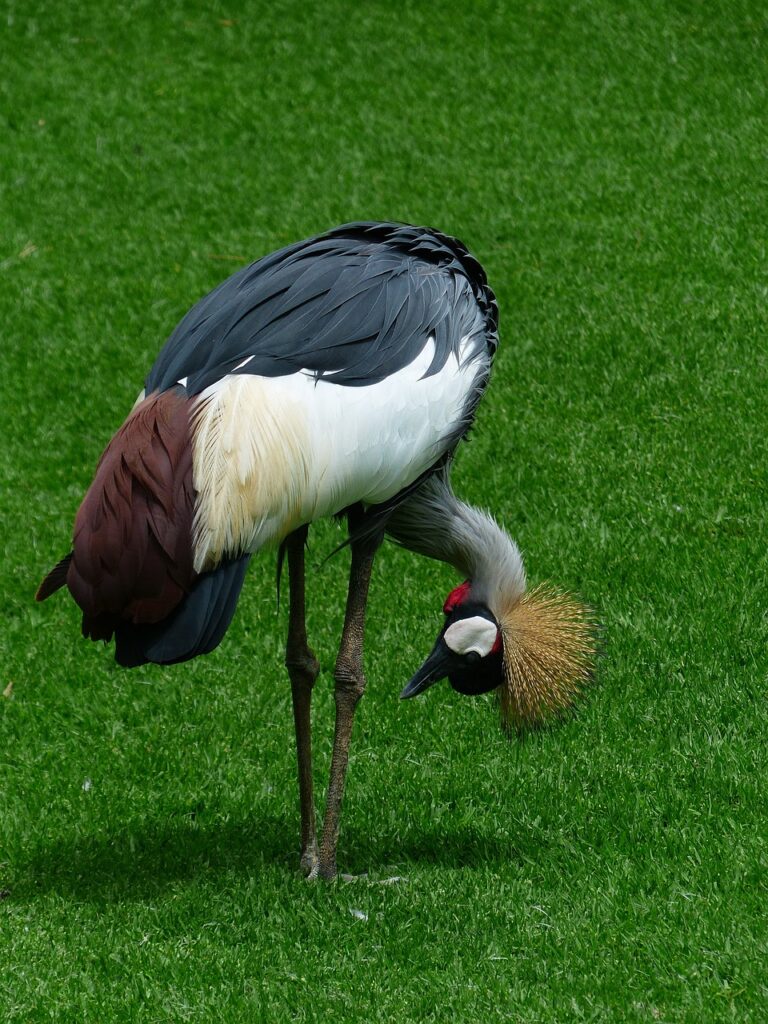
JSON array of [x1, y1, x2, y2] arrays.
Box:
[[37, 221, 597, 881]]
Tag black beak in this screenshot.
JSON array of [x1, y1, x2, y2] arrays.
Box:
[[400, 640, 453, 700]]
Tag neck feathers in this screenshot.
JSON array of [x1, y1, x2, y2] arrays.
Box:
[[385, 466, 526, 617]]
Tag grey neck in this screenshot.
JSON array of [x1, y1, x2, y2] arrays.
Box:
[[385, 466, 526, 615]]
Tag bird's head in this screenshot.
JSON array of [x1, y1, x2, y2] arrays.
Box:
[[401, 578, 599, 733], [400, 580, 503, 700]]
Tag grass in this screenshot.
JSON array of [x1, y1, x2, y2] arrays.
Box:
[[1, 0, 767, 1019]]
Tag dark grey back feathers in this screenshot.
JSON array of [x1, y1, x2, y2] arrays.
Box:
[[146, 222, 499, 395]]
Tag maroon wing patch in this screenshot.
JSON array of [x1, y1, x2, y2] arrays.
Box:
[[39, 390, 198, 640]]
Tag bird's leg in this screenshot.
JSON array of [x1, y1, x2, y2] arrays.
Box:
[[285, 525, 320, 876], [313, 520, 382, 881]]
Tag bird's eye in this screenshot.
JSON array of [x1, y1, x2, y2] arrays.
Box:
[[465, 650, 481, 665]]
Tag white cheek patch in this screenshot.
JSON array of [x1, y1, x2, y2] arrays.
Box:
[[444, 616, 498, 658]]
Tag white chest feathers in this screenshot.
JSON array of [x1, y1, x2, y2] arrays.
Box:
[[443, 616, 498, 657]]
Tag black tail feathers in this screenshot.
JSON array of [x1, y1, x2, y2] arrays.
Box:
[[113, 555, 252, 668]]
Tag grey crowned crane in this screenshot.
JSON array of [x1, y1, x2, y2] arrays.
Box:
[[37, 222, 597, 880]]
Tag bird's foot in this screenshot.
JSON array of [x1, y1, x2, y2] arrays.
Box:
[[306, 856, 337, 882], [299, 840, 319, 878]]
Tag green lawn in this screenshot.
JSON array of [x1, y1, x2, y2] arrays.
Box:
[[2, 1, 767, 1020]]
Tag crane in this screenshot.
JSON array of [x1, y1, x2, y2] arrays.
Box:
[[37, 222, 597, 880]]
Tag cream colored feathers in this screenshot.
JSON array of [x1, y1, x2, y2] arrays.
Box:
[[191, 376, 311, 571]]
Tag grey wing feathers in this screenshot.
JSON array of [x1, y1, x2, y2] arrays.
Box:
[[145, 222, 499, 395]]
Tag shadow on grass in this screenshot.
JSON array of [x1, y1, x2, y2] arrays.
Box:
[[347, 823, 540, 876], [11, 814, 536, 901], [13, 813, 296, 902]]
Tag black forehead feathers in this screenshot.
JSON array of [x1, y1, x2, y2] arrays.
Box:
[[445, 600, 497, 627]]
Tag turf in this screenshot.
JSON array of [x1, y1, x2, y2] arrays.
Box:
[[1, 0, 767, 1020]]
